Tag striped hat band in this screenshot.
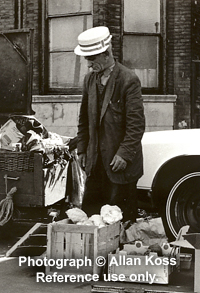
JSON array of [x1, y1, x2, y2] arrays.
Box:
[[79, 34, 111, 53]]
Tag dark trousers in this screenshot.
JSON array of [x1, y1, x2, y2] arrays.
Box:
[[82, 156, 138, 222]]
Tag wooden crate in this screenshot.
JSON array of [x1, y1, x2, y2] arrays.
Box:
[[46, 220, 120, 275]]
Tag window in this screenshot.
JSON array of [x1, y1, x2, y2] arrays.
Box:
[[46, 0, 93, 93], [123, 0, 162, 92]]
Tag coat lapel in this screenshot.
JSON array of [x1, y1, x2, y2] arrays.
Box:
[[88, 74, 98, 126], [100, 63, 119, 124]]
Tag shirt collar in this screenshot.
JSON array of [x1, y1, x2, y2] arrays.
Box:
[[103, 62, 115, 77]]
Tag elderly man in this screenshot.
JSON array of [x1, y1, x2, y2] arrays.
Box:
[[74, 26, 145, 223]]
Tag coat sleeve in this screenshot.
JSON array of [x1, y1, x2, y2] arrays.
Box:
[[77, 76, 89, 155], [116, 75, 145, 162]]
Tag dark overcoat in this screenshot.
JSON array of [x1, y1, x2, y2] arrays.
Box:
[[77, 61, 145, 184]]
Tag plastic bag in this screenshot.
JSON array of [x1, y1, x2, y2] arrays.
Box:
[[68, 150, 85, 208], [120, 217, 168, 246]]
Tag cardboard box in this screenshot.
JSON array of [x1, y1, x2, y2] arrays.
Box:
[[46, 220, 120, 276], [107, 242, 179, 284], [183, 233, 200, 293], [0, 119, 23, 150], [180, 253, 192, 270]]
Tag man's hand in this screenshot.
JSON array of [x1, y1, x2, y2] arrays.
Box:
[[78, 153, 86, 170], [110, 154, 127, 172]]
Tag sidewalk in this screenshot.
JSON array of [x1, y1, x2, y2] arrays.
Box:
[[0, 222, 195, 293], [0, 255, 194, 293]]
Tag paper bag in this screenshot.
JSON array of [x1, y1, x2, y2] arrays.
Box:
[[120, 217, 168, 246]]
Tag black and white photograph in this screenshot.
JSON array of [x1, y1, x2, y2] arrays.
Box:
[[0, 0, 200, 292]]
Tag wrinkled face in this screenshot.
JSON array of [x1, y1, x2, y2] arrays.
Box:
[[84, 53, 108, 73]]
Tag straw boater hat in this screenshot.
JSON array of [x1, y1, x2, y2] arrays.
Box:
[[74, 26, 112, 56]]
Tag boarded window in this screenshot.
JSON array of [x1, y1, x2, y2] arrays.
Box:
[[123, 0, 161, 89], [47, 0, 93, 91]]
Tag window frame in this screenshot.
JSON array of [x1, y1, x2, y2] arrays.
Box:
[[121, 0, 165, 94], [39, 0, 92, 95]]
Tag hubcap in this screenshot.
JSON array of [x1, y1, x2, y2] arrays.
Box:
[[166, 172, 200, 238]]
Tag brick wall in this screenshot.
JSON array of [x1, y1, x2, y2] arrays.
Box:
[[192, 0, 200, 60], [22, 0, 40, 95], [0, 0, 195, 130], [93, 0, 121, 61], [105, 0, 121, 61], [0, 0, 40, 95], [0, 0, 15, 30], [93, 0, 106, 26], [167, 0, 192, 128]]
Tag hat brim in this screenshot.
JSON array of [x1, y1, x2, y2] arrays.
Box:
[[74, 44, 110, 56]]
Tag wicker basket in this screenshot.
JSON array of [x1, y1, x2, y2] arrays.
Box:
[[0, 150, 35, 172]]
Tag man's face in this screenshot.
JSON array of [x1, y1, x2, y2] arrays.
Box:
[[85, 53, 108, 73]]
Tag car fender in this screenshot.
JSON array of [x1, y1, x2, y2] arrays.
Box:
[[137, 129, 200, 190]]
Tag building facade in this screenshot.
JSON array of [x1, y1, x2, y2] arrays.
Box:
[[0, 0, 200, 136]]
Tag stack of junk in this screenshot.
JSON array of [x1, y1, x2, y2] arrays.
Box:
[[0, 29, 84, 225], [0, 114, 84, 226]]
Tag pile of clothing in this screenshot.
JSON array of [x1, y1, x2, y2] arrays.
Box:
[[0, 115, 70, 157]]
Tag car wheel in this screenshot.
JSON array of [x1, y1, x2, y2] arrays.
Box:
[[165, 172, 200, 239]]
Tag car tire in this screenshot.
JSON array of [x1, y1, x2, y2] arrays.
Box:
[[163, 172, 200, 239]]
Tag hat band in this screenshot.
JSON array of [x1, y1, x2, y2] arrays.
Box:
[[79, 34, 111, 53]]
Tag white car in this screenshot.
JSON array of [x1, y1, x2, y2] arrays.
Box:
[[138, 128, 200, 240]]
